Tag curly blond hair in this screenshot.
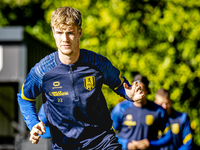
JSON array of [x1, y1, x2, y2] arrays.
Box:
[[51, 7, 82, 30]]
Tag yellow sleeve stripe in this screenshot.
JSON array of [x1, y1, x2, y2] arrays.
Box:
[[112, 126, 119, 135], [112, 126, 116, 132], [163, 125, 170, 134], [183, 133, 192, 144], [21, 83, 36, 101], [114, 72, 124, 90]]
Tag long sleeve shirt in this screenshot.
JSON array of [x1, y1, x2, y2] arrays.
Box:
[[17, 49, 132, 147]]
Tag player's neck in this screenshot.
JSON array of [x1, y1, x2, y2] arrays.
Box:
[[134, 98, 147, 107], [58, 49, 80, 65]]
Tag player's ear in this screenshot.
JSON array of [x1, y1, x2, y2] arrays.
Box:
[[78, 28, 82, 38]]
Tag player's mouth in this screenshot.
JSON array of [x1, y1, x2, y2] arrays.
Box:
[[62, 44, 70, 48]]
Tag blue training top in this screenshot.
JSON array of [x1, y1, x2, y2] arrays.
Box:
[[111, 100, 172, 150], [17, 49, 132, 148], [160, 109, 193, 150]]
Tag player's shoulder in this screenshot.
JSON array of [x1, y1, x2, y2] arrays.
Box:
[[80, 49, 101, 56], [37, 51, 57, 67], [149, 101, 167, 118], [112, 100, 133, 114], [174, 110, 190, 123], [171, 109, 185, 117], [80, 49, 109, 62], [119, 100, 133, 108], [31, 51, 57, 76], [148, 100, 164, 110]]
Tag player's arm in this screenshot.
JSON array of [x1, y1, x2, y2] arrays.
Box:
[[150, 108, 172, 147], [38, 105, 48, 125], [38, 105, 51, 138], [111, 103, 127, 149], [18, 92, 47, 142], [150, 124, 172, 147], [111, 102, 123, 133], [118, 136, 129, 150], [86, 51, 144, 101], [17, 84, 40, 130], [17, 66, 44, 130], [17, 68, 46, 144], [178, 114, 193, 150], [99, 56, 144, 102]]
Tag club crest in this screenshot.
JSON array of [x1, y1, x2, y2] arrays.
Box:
[[84, 76, 95, 91], [172, 123, 179, 134], [145, 115, 154, 126]]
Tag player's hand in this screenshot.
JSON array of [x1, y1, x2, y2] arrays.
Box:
[[124, 81, 145, 102], [137, 139, 150, 149], [127, 140, 138, 150], [29, 122, 46, 144]]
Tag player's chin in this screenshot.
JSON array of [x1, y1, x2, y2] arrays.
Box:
[[134, 99, 142, 103], [60, 49, 73, 55]]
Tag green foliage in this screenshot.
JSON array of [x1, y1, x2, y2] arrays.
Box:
[[1, 0, 200, 147]]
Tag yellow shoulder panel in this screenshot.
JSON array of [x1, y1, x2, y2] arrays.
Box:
[[21, 83, 36, 101]]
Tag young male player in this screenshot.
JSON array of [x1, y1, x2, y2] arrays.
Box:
[[111, 74, 172, 150], [17, 6, 144, 150], [154, 88, 193, 150]]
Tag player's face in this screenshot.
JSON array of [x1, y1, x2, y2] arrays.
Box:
[[155, 95, 171, 115], [53, 25, 82, 57], [135, 82, 148, 104]]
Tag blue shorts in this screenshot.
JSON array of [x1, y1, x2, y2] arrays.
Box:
[[51, 128, 122, 150]]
